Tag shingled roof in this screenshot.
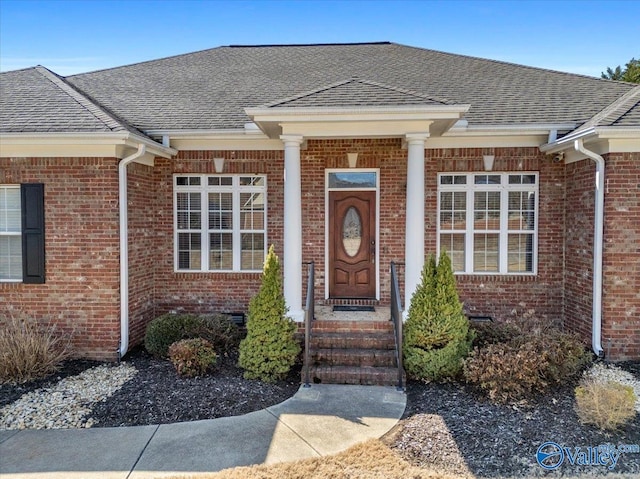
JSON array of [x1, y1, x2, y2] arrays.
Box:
[[2, 42, 638, 134], [0, 66, 144, 136]]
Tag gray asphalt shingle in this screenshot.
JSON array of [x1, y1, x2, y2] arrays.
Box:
[[2, 42, 638, 134]]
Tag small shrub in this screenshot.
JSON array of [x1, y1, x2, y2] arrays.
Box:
[[0, 313, 71, 384], [403, 252, 473, 381], [470, 321, 521, 349], [463, 341, 549, 403], [239, 245, 300, 382], [168, 338, 218, 377], [198, 314, 243, 355], [144, 313, 241, 358], [144, 314, 205, 358], [575, 378, 636, 430]]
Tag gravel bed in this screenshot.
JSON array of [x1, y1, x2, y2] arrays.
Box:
[[1, 364, 137, 429], [386, 363, 640, 478]]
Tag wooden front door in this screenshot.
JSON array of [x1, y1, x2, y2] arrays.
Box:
[[329, 190, 376, 299]]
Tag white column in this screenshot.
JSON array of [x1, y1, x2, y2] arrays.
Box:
[[281, 135, 305, 322], [404, 133, 429, 315]]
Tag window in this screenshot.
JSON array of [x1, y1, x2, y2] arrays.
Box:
[[0, 186, 22, 281], [174, 175, 266, 272], [0, 183, 45, 283], [438, 173, 538, 274]]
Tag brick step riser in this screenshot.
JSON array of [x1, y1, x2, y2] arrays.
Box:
[[312, 350, 396, 368], [310, 337, 396, 350], [310, 321, 394, 333], [304, 366, 404, 387]]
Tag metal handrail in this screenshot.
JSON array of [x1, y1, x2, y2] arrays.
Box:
[[303, 261, 315, 388], [390, 262, 404, 391]]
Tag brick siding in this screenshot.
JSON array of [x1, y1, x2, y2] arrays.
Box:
[[0, 157, 120, 360]]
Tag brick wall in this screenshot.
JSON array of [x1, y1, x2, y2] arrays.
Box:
[[152, 150, 285, 315], [426, 148, 566, 323], [601, 153, 640, 360], [127, 162, 157, 348], [0, 157, 121, 360], [564, 159, 595, 344]]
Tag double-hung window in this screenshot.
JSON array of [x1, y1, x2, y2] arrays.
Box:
[[0, 186, 22, 281], [174, 175, 267, 272], [438, 173, 538, 274]]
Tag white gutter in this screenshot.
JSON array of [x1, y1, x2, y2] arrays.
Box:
[[118, 143, 146, 359], [574, 139, 605, 357]]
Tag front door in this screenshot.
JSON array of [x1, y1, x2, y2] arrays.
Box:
[[329, 190, 376, 298]]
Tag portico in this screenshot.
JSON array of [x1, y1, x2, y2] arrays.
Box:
[[246, 79, 469, 320]]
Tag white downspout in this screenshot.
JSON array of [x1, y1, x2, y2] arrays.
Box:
[[574, 139, 605, 357], [118, 144, 146, 359]]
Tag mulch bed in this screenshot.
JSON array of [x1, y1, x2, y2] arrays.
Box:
[[3, 350, 640, 477]]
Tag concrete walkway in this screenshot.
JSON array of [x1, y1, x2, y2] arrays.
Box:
[[0, 384, 406, 479]]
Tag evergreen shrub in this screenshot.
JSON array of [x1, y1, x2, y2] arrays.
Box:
[[238, 245, 300, 382], [402, 251, 473, 381]]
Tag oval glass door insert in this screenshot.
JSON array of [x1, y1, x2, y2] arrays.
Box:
[[342, 207, 362, 257]]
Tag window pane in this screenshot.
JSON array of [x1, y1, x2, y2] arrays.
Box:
[[474, 174, 501, 185], [473, 234, 499, 272], [328, 172, 376, 188], [178, 233, 201, 269], [508, 191, 536, 231], [508, 233, 534, 272], [439, 191, 466, 230], [474, 191, 500, 230], [240, 176, 265, 186], [209, 192, 233, 230], [208, 176, 233, 186], [241, 233, 265, 270], [176, 192, 201, 230], [0, 188, 21, 232], [440, 233, 465, 272], [0, 236, 22, 280], [240, 192, 265, 230], [209, 233, 233, 270]]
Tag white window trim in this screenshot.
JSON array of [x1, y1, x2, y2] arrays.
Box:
[[173, 174, 267, 273], [0, 185, 22, 282], [437, 172, 539, 275]]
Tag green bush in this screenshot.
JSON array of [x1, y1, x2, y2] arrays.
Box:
[[144, 312, 241, 358], [0, 313, 71, 384], [239, 245, 300, 382], [168, 338, 218, 377], [144, 314, 205, 358], [575, 379, 636, 430], [403, 252, 473, 381]]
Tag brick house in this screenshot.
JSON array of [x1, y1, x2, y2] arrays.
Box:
[[1, 42, 639, 362]]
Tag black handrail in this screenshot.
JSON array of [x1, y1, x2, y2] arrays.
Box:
[[390, 261, 404, 391], [303, 261, 315, 388]]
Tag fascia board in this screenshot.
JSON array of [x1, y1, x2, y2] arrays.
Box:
[[448, 123, 577, 137], [0, 132, 175, 158], [246, 104, 470, 120]]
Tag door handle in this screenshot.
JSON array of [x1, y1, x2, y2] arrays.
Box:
[[371, 240, 376, 264]]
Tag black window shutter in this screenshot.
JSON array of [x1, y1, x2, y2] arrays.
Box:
[[21, 183, 45, 284]]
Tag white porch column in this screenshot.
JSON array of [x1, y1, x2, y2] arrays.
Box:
[[281, 135, 305, 322], [404, 133, 429, 314]]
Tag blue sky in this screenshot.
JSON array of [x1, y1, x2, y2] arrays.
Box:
[[0, 0, 638, 77]]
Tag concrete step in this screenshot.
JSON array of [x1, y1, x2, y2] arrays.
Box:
[[310, 331, 396, 350], [305, 365, 404, 386], [312, 348, 396, 367]]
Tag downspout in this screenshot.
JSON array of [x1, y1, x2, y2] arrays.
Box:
[[118, 144, 146, 359], [574, 139, 605, 357]]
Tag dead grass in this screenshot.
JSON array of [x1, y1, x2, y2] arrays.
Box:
[[575, 378, 637, 431], [0, 313, 71, 384], [168, 439, 461, 479]]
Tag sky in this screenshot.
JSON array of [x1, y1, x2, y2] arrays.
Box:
[[0, 0, 638, 78]]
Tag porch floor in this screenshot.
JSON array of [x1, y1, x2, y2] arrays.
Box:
[[313, 305, 390, 322]]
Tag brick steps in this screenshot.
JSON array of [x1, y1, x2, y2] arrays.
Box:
[[312, 348, 396, 367], [307, 365, 402, 386], [302, 316, 404, 386]]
